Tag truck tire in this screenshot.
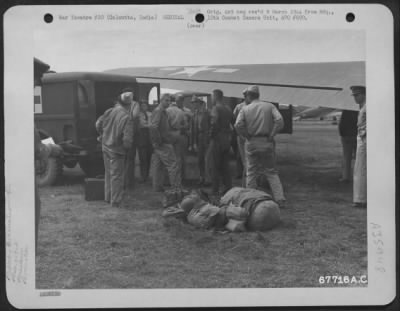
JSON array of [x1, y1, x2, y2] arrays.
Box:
[[79, 156, 104, 178], [36, 156, 63, 187]]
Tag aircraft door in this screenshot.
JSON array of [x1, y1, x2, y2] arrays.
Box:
[[273, 103, 293, 134], [137, 82, 160, 110]]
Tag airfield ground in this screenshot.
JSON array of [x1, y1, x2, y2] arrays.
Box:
[[36, 121, 367, 289]]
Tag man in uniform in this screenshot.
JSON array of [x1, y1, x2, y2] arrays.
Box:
[[351, 86, 367, 208], [233, 89, 251, 186], [191, 95, 211, 185], [235, 85, 286, 207], [166, 94, 189, 181], [150, 93, 182, 192], [182, 98, 194, 153], [137, 101, 153, 183], [96, 89, 134, 207], [124, 88, 140, 189], [207, 89, 234, 195], [338, 109, 358, 182]]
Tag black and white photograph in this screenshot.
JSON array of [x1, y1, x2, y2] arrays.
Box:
[[4, 4, 396, 308]]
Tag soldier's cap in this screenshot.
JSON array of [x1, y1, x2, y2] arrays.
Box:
[[243, 85, 260, 95], [350, 85, 366, 96], [121, 87, 134, 94]]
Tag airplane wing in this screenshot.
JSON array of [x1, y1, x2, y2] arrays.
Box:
[[107, 61, 365, 111]]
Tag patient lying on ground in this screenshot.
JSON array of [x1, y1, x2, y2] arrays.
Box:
[[162, 187, 281, 232]]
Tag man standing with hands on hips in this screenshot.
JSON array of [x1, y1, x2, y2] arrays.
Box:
[[235, 85, 286, 208], [351, 85, 367, 208], [233, 88, 251, 186]]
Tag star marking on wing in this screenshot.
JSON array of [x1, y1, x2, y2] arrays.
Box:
[[169, 66, 216, 77]]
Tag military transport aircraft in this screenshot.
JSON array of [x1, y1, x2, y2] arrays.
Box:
[[107, 61, 365, 112]]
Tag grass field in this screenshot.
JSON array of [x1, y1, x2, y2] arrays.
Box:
[[36, 122, 367, 289]]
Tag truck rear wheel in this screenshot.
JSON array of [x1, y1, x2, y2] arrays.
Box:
[[36, 156, 63, 187]]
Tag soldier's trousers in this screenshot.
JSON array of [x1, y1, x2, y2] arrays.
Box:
[[208, 133, 232, 193], [172, 134, 188, 181], [237, 135, 246, 186], [245, 138, 285, 202], [353, 136, 366, 203], [152, 143, 182, 191], [341, 136, 357, 180], [197, 134, 209, 181], [138, 144, 153, 181], [124, 143, 137, 189], [103, 148, 125, 207]]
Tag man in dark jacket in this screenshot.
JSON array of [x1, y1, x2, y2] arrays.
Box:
[[96, 89, 134, 207], [338, 109, 359, 182], [207, 89, 234, 194], [351, 86, 366, 208]]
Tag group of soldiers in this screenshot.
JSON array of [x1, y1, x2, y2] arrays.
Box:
[[95, 85, 287, 208], [33, 83, 366, 250], [94, 84, 366, 210]]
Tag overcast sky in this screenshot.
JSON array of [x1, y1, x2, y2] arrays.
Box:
[[34, 29, 365, 72]]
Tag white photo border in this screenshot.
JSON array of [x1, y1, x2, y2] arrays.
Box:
[[4, 4, 396, 308]]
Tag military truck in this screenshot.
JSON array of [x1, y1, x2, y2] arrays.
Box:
[[34, 68, 160, 186]]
